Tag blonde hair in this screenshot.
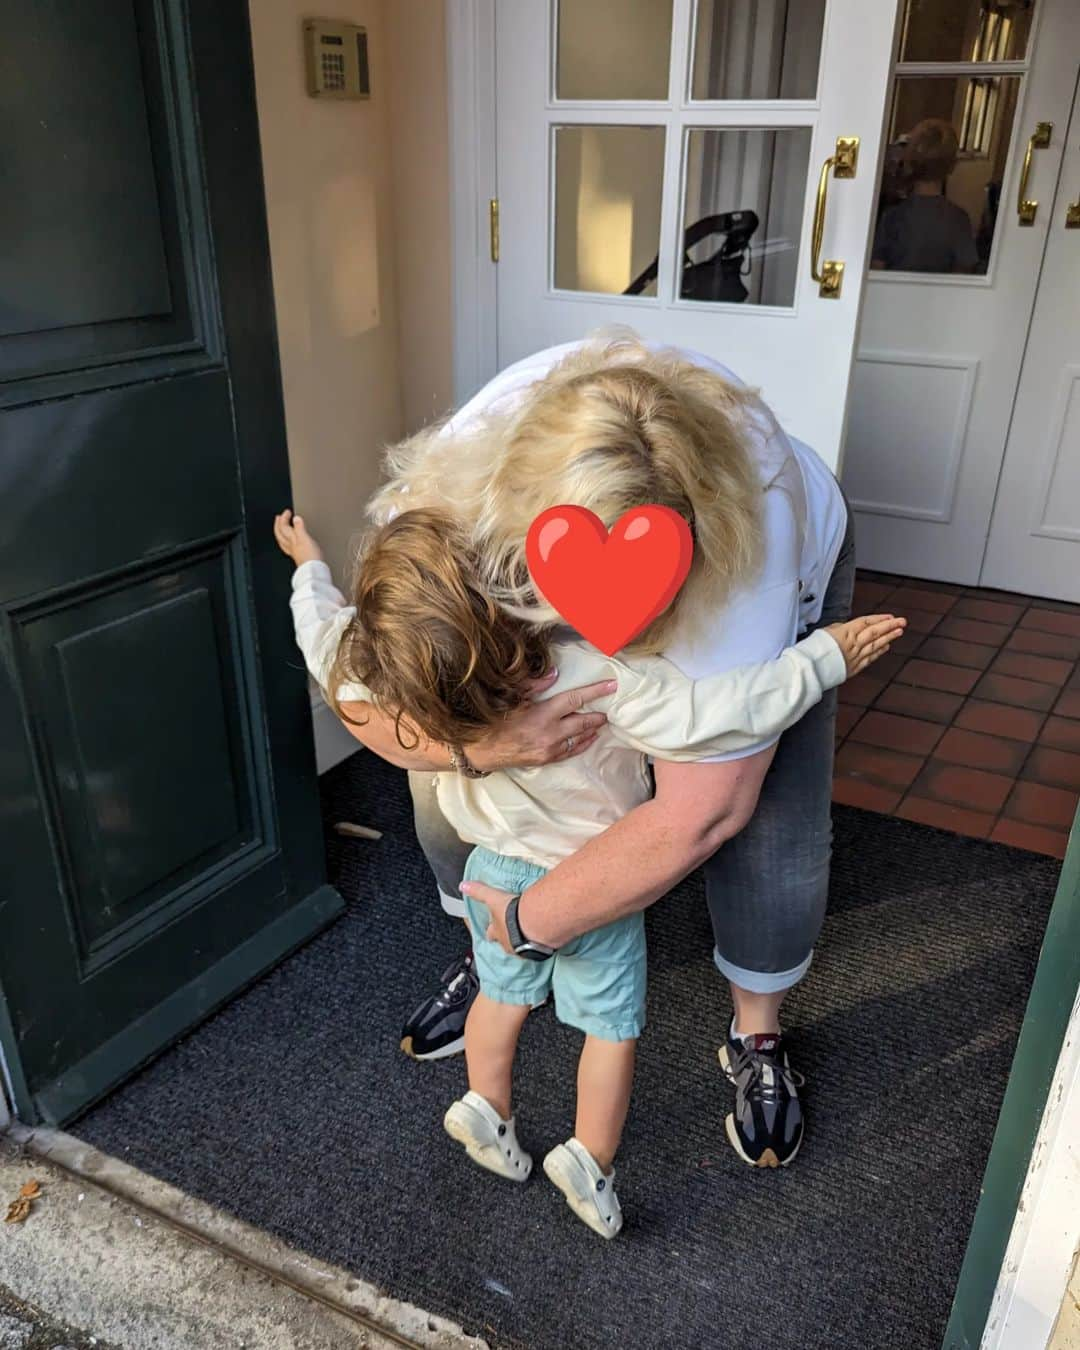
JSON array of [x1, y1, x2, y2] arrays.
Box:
[[368, 334, 765, 653], [327, 509, 551, 748]]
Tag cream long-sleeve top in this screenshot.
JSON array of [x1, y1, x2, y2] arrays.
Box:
[[291, 560, 847, 869]]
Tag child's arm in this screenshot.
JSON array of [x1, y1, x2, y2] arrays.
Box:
[[274, 509, 373, 701], [603, 614, 905, 761]]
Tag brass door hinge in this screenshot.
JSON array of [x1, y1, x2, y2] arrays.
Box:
[[489, 198, 500, 262]]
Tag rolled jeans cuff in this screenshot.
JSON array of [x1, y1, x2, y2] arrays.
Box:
[[713, 947, 813, 994], [439, 886, 467, 919]]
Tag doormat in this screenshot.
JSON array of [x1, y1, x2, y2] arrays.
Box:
[[75, 752, 1060, 1350]]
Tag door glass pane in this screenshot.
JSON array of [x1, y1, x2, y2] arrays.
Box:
[[691, 0, 825, 101], [553, 125, 665, 294], [556, 0, 673, 100], [872, 75, 1021, 275], [899, 0, 1034, 64], [679, 127, 812, 306]]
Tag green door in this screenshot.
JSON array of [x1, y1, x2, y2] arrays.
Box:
[[0, 0, 343, 1125]]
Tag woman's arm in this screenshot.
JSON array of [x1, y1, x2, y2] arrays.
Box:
[[464, 751, 774, 949]]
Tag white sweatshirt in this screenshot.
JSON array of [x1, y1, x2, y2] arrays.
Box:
[[291, 560, 847, 869]]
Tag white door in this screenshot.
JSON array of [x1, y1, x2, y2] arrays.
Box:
[[495, 0, 900, 468], [842, 0, 1080, 585], [981, 72, 1080, 602]]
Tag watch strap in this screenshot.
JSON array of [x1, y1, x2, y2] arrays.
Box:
[[505, 892, 555, 962]]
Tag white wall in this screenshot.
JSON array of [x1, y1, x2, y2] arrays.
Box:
[[249, 0, 452, 771], [249, 0, 452, 583]]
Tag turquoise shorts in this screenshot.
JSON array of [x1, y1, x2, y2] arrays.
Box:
[[462, 846, 646, 1042]]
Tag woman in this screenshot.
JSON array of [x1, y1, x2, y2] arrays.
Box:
[[340, 333, 853, 1169]]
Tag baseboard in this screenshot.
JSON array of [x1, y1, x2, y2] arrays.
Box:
[[311, 692, 361, 774]]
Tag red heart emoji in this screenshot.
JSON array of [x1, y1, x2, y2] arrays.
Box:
[[526, 505, 694, 656]]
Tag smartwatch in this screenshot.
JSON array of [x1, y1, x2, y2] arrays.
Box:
[[504, 892, 556, 962]]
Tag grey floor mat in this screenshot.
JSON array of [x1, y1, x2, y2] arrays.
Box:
[[75, 751, 1059, 1350]]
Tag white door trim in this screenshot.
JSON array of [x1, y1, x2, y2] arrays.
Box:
[[983, 991, 1080, 1350], [446, 0, 499, 405]]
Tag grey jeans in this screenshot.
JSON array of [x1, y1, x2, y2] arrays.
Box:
[[407, 510, 856, 995]]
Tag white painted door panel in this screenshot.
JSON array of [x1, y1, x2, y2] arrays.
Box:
[[981, 77, 1080, 603], [844, 0, 1080, 586], [495, 0, 900, 468]]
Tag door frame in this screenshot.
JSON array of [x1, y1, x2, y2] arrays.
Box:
[[944, 815, 1080, 1349], [444, 5, 1080, 1343], [447, 0, 498, 404]]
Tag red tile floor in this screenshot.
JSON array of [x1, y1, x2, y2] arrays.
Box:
[[834, 572, 1080, 860]]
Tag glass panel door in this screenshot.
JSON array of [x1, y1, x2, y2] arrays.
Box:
[[495, 0, 900, 466]]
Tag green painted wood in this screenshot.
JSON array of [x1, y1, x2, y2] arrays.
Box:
[[943, 810, 1080, 1349], [0, 0, 341, 1123], [33, 885, 344, 1126]]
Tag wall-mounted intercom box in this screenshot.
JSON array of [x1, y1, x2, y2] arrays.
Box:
[[303, 19, 370, 100]]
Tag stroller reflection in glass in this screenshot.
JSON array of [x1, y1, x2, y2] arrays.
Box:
[[623, 210, 759, 303]]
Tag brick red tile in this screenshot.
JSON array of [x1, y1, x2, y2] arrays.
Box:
[[889, 586, 957, 614], [832, 776, 903, 814], [838, 672, 885, 708], [1006, 627, 1080, 661], [850, 710, 944, 756], [876, 683, 965, 724], [911, 762, 1014, 813], [863, 650, 909, 685], [1053, 689, 1080, 720], [954, 700, 1045, 742], [1040, 716, 1080, 754], [853, 580, 895, 608], [989, 819, 1069, 859], [891, 629, 925, 656], [835, 741, 925, 789], [835, 704, 863, 740], [898, 659, 980, 695], [972, 672, 1058, 711], [897, 607, 944, 635], [933, 728, 1029, 775], [951, 597, 1025, 626], [937, 616, 1013, 645], [857, 569, 905, 585], [1020, 608, 1080, 638], [1003, 780, 1079, 830], [990, 650, 1073, 687], [1022, 746, 1080, 792], [916, 637, 998, 670], [897, 797, 995, 839]]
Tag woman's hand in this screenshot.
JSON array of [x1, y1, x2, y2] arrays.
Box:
[[467, 672, 617, 772], [825, 613, 907, 678], [459, 881, 516, 954], [273, 508, 324, 567]]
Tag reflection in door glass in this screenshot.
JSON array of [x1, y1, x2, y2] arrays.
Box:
[[898, 0, 1033, 64], [691, 0, 825, 101], [675, 127, 811, 306], [553, 125, 665, 294], [555, 0, 673, 101], [871, 76, 1020, 276]]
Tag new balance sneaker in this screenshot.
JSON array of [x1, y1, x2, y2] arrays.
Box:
[[719, 1026, 806, 1168], [542, 1138, 623, 1239], [400, 951, 478, 1061], [444, 1091, 533, 1182]]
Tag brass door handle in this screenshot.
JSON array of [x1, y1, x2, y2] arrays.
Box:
[[810, 136, 859, 298], [1017, 121, 1052, 225]]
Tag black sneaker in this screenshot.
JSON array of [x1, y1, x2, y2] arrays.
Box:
[[400, 951, 479, 1061], [719, 1026, 806, 1168]]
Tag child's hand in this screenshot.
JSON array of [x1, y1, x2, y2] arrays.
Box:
[[825, 613, 907, 679], [273, 509, 324, 567]]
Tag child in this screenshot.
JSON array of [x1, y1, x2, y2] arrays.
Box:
[[274, 506, 903, 1239]]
